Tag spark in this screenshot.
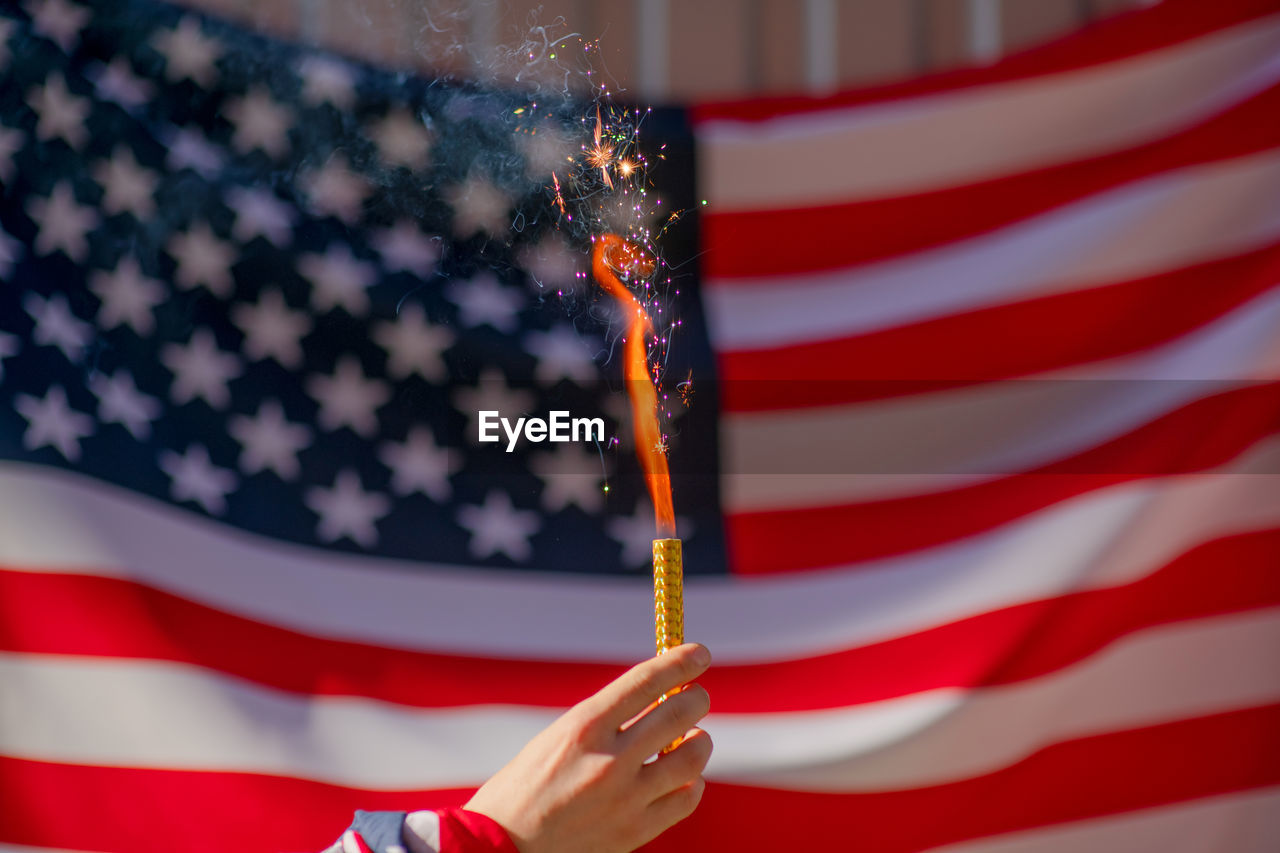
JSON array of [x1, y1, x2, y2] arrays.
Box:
[[591, 147, 614, 188], [551, 172, 567, 216], [585, 104, 615, 188], [677, 369, 694, 406]]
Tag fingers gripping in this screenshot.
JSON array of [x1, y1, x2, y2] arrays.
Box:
[[642, 728, 713, 799], [588, 644, 710, 730], [620, 683, 710, 759]]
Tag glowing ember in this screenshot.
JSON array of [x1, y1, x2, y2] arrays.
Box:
[[676, 369, 694, 406], [551, 172, 567, 216], [588, 105, 615, 188], [592, 233, 675, 537]]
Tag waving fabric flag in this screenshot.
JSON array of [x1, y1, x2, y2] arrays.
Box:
[[2, 0, 1279, 850]]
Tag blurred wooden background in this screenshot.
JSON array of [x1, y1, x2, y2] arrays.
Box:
[[176, 0, 1158, 100]]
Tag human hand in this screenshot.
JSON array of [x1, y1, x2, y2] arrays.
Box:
[[462, 643, 713, 853]]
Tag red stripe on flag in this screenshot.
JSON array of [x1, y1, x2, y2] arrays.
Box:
[[655, 704, 1280, 853], [0, 568, 624, 710], [704, 91, 1280, 278], [712, 528, 1280, 710], [727, 386, 1280, 573], [719, 247, 1280, 411], [1, 527, 1275, 713], [691, 0, 1280, 124], [0, 755, 471, 853], [4, 704, 1277, 853]]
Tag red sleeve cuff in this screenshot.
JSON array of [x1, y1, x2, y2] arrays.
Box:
[[436, 808, 521, 853]]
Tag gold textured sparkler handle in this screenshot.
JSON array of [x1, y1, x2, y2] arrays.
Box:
[[653, 538, 684, 655], [652, 538, 685, 754]]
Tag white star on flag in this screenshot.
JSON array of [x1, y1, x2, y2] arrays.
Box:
[[530, 444, 608, 514], [370, 221, 440, 276], [27, 72, 89, 148], [456, 491, 541, 562], [168, 222, 236, 297], [524, 324, 601, 384], [299, 244, 378, 315], [89, 369, 162, 441], [606, 502, 670, 568], [306, 355, 391, 438], [606, 501, 694, 568], [231, 289, 310, 369], [14, 385, 95, 462], [446, 173, 514, 238], [305, 469, 390, 547], [226, 186, 297, 247], [159, 444, 238, 516], [27, 182, 98, 262], [378, 427, 457, 501], [302, 154, 370, 224], [24, 291, 92, 363], [27, 0, 91, 53], [87, 57, 154, 111], [224, 87, 294, 158], [519, 124, 574, 181], [518, 233, 587, 294], [446, 272, 525, 332], [92, 145, 158, 219], [90, 255, 165, 336], [367, 109, 433, 170], [452, 369, 536, 444], [228, 400, 312, 480], [297, 55, 357, 110], [373, 302, 453, 381], [152, 16, 222, 87], [164, 126, 224, 178], [160, 329, 243, 409]]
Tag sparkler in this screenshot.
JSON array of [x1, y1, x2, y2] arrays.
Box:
[[592, 233, 685, 752], [552, 98, 691, 752]]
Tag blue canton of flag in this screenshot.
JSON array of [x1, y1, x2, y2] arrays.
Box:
[[0, 0, 721, 576]]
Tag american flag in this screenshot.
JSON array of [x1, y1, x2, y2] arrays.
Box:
[[2, 0, 1279, 850]]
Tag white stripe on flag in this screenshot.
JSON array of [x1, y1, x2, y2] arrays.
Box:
[[2, 436, 1279, 662], [2, 609, 1274, 792], [922, 785, 1280, 853], [724, 283, 1280, 509], [699, 14, 1280, 209], [705, 150, 1280, 351], [708, 608, 1280, 789], [0, 652, 547, 790]]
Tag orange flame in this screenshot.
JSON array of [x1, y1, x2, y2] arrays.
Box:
[[592, 234, 676, 538]]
